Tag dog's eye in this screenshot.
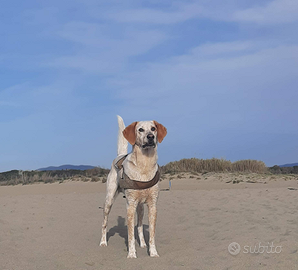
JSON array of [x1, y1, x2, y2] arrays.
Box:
[[138, 128, 144, 132], [151, 127, 156, 131]]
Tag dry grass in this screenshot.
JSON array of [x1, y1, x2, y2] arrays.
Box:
[[0, 167, 109, 186], [162, 158, 267, 174]]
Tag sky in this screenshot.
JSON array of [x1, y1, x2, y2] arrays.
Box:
[[1, 0, 298, 172]]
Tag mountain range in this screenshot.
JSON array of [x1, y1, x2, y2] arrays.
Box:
[[279, 163, 298, 167], [37, 165, 96, 171]]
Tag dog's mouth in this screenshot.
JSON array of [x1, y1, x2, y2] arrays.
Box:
[[142, 142, 156, 149]]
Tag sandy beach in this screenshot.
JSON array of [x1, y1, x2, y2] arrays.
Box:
[[1, 174, 298, 270]]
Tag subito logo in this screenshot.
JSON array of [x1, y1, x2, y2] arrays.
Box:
[[228, 242, 241, 255]]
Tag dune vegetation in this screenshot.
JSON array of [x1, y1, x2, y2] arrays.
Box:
[[0, 158, 297, 186]]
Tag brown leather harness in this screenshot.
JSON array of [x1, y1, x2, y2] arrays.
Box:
[[115, 155, 160, 190]]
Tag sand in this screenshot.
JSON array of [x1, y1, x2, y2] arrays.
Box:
[[0, 173, 298, 270]]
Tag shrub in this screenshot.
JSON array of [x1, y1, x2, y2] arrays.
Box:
[[162, 158, 267, 174]]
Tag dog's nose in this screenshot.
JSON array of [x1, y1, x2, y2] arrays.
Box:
[[147, 134, 155, 141]]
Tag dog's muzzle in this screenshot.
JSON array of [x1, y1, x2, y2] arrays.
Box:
[[142, 142, 156, 149], [142, 133, 156, 148]]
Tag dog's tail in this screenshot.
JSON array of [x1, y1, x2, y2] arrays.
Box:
[[117, 115, 128, 156]]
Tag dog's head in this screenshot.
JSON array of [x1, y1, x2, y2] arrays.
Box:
[[123, 120, 167, 149]]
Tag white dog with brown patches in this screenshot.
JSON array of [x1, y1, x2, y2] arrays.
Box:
[[100, 116, 167, 258]]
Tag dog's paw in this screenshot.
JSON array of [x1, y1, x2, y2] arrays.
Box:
[[127, 252, 137, 259], [99, 241, 107, 247], [150, 253, 160, 258], [149, 247, 159, 257], [140, 241, 147, 248]]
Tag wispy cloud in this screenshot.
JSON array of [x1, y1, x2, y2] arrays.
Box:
[[100, 0, 298, 25], [48, 22, 168, 73], [190, 41, 254, 57], [233, 0, 298, 24], [102, 3, 205, 24]]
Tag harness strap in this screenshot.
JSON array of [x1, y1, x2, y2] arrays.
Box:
[[115, 155, 160, 190], [115, 154, 128, 171]]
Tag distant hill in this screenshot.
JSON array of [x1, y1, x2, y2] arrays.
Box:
[[37, 165, 96, 171], [279, 163, 298, 167]]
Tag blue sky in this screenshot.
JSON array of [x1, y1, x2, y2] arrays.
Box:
[[1, 0, 298, 171]]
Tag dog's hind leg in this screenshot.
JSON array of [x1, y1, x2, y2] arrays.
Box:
[[137, 203, 147, 248], [100, 168, 118, 247]]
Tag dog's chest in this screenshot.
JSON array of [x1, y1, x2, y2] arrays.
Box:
[[125, 184, 159, 204]]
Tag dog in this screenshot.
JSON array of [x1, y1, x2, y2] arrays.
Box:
[[100, 116, 167, 258]]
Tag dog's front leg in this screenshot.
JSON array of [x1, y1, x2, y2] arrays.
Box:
[[148, 201, 159, 257], [137, 203, 147, 248], [126, 200, 137, 258]]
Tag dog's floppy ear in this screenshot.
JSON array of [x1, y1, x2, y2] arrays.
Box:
[[153, 121, 167, 143], [123, 122, 138, 145]]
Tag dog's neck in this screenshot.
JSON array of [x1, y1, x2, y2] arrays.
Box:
[[128, 145, 158, 172]]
